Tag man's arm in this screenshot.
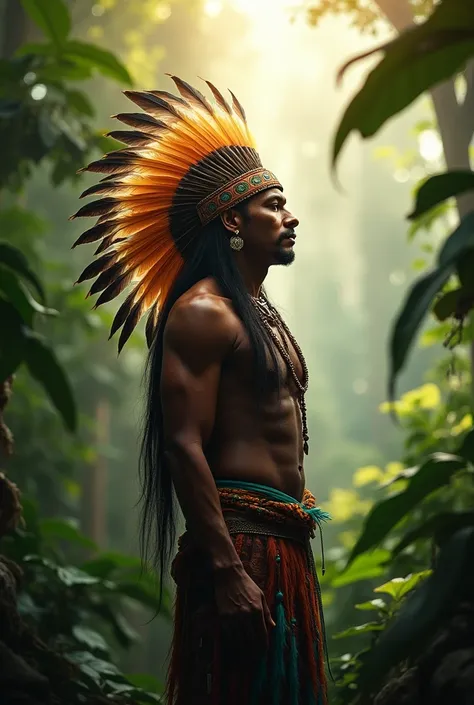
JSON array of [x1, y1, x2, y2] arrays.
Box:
[[161, 294, 274, 647], [161, 294, 241, 571]]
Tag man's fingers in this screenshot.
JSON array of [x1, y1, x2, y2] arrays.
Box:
[[262, 596, 276, 629]]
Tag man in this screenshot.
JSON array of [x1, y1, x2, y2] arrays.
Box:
[[72, 76, 329, 705]]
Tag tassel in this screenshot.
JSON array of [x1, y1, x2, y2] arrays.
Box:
[[250, 656, 267, 705], [272, 554, 287, 705], [289, 617, 299, 705]]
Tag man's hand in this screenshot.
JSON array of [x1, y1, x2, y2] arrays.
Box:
[[214, 564, 275, 660]]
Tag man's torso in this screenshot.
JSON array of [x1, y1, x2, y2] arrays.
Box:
[[169, 277, 306, 500]]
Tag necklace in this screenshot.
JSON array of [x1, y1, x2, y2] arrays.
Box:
[[251, 295, 310, 456]]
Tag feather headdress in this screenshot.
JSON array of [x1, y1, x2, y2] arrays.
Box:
[[71, 75, 282, 350]]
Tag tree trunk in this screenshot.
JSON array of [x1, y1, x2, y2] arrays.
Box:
[[0, 0, 28, 59]]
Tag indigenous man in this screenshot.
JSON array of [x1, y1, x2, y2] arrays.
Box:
[[72, 76, 329, 705]]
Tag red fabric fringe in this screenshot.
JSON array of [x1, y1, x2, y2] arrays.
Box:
[[166, 532, 328, 705]]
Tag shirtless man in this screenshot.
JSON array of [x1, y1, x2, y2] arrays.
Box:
[[73, 76, 328, 705]]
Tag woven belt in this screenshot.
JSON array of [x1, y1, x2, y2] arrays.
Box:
[[223, 510, 308, 545]]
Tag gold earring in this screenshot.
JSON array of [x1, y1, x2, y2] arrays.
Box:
[[229, 230, 244, 251]]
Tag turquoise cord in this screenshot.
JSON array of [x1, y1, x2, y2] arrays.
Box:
[[215, 479, 331, 526]]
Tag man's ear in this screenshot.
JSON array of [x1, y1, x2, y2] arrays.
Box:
[[220, 207, 242, 233]]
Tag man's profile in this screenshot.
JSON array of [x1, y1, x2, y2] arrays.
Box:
[[72, 75, 329, 705]]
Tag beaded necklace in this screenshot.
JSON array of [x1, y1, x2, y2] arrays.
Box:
[[251, 295, 310, 456]]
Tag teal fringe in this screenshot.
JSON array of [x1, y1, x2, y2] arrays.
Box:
[[272, 589, 287, 705], [289, 618, 299, 705], [250, 656, 267, 705]]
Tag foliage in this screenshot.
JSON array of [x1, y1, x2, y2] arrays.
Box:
[[320, 375, 474, 701], [305, 0, 437, 32], [318, 2, 474, 700], [1, 498, 166, 703], [331, 0, 474, 399], [0, 0, 166, 701], [0, 0, 130, 191]]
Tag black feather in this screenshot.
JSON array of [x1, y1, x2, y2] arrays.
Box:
[[168, 75, 213, 115], [80, 181, 121, 199], [147, 90, 188, 108], [71, 197, 118, 220], [95, 272, 133, 308], [118, 301, 143, 352], [204, 80, 232, 114], [113, 112, 168, 131], [145, 305, 158, 348], [229, 90, 247, 123], [89, 262, 124, 295], [109, 292, 135, 339], [85, 152, 136, 174], [94, 235, 124, 256], [72, 222, 115, 248], [123, 91, 181, 118], [107, 130, 156, 147], [76, 253, 115, 284]]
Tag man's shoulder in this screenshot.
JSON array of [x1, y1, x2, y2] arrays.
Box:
[[165, 286, 239, 352]]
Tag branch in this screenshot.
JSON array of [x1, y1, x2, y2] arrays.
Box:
[[373, 0, 414, 32], [462, 60, 474, 142]]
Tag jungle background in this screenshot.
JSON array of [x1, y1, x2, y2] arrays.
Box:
[[1, 0, 474, 703]]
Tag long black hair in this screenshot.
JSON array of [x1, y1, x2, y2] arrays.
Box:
[[138, 207, 280, 602]]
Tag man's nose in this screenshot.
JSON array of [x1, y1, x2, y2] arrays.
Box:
[[284, 212, 299, 229]]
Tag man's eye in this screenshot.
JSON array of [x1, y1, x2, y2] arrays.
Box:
[[270, 203, 279, 211]]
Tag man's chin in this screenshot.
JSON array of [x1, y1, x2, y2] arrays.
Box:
[[273, 247, 296, 266]]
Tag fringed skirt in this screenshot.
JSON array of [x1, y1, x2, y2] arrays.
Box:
[[166, 486, 328, 705]]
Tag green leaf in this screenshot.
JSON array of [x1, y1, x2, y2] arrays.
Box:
[[432, 288, 463, 321], [40, 518, 97, 550], [82, 552, 142, 578], [65, 89, 95, 117], [374, 571, 432, 601], [68, 651, 120, 676], [90, 602, 137, 648], [459, 428, 474, 462], [56, 565, 100, 586], [332, 549, 390, 588], [389, 211, 474, 398], [21, 0, 71, 48], [16, 41, 57, 57], [62, 40, 132, 85], [409, 170, 474, 220], [24, 332, 77, 432], [348, 453, 466, 565], [0, 265, 34, 325], [0, 298, 26, 381], [355, 598, 387, 612], [407, 200, 454, 242], [112, 581, 162, 612], [332, 0, 474, 167], [0, 242, 44, 301], [392, 511, 474, 557], [358, 528, 474, 693], [333, 622, 384, 640], [72, 626, 108, 653], [125, 673, 164, 695], [0, 265, 57, 325]]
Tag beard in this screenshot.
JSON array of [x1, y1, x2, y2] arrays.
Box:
[[274, 232, 296, 265], [274, 246, 296, 265]]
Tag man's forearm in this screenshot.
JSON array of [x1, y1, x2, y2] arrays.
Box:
[[165, 442, 243, 572]]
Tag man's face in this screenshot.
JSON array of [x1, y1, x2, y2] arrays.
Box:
[[237, 187, 299, 266]]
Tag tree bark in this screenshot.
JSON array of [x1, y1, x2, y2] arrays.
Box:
[[0, 0, 28, 59]]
